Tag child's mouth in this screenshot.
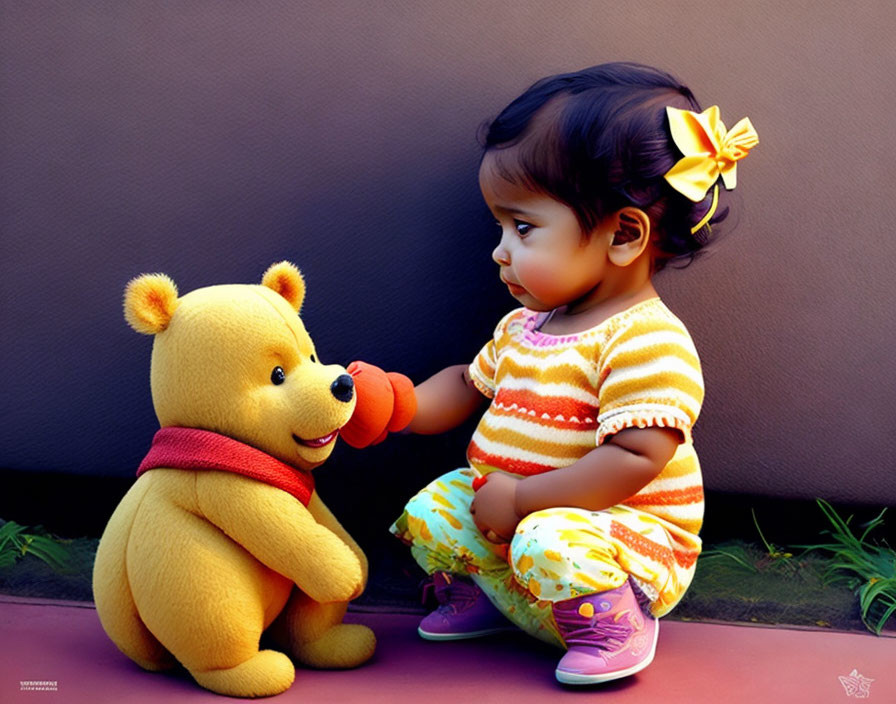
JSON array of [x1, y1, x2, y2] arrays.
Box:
[[503, 280, 526, 296]]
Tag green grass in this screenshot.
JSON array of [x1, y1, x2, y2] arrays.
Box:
[[0, 519, 95, 601], [678, 500, 896, 635], [796, 500, 896, 635], [675, 539, 860, 630], [0, 520, 70, 570]]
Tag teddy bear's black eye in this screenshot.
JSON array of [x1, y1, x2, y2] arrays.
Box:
[[310, 354, 317, 363], [271, 366, 286, 385]]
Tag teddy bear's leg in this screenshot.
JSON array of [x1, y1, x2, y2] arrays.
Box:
[[150, 579, 296, 698], [174, 603, 295, 698], [128, 504, 297, 698], [269, 589, 376, 669], [189, 650, 295, 698]]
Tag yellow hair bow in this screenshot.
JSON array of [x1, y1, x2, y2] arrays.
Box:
[[664, 105, 759, 203]]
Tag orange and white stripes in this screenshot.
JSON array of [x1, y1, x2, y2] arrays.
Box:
[[467, 298, 705, 538]]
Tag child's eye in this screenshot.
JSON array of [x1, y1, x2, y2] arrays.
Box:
[[514, 220, 533, 236], [493, 219, 534, 237]]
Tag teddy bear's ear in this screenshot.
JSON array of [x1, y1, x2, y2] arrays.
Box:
[[124, 273, 180, 335], [261, 261, 305, 312]]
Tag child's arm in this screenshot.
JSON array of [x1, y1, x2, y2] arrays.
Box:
[[471, 426, 680, 541], [408, 364, 487, 435], [517, 426, 680, 512]]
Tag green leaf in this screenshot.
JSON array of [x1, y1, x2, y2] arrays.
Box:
[[21, 536, 70, 569], [798, 499, 896, 635], [0, 521, 27, 563], [0, 520, 71, 571], [868, 600, 896, 636], [700, 547, 758, 572]]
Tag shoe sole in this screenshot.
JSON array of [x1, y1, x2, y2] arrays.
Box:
[[418, 625, 517, 641], [555, 618, 659, 685]]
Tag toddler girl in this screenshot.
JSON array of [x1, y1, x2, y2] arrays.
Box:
[[390, 62, 757, 684]]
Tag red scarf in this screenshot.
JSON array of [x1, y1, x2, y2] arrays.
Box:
[[137, 427, 315, 507]]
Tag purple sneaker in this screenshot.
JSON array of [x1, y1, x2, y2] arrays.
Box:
[[553, 580, 658, 684], [418, 572, 514, 640]]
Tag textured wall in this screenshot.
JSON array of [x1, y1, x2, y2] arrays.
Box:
[[1, 1, 894, 515]]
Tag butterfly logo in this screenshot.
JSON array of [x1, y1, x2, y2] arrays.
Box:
[[838, 669, 874, 698]]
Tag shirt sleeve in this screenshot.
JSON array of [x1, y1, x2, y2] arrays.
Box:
[[467, 309, 521, 399], [596, 312, 704, 445]]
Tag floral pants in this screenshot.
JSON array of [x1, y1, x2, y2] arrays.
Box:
[[390, 468, 700, 647]]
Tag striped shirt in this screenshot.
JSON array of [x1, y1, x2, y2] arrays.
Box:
[[467, 297, 704, 536]]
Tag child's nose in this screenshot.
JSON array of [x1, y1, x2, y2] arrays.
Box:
[[492, 239, 510, 266]]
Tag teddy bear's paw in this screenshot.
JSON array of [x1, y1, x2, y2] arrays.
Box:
[[307, 556, 365, 604], [190, 649, 295, 698], [293, 624, 376, 669]]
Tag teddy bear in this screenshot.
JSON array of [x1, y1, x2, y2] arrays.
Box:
[[92, 261, 415, 698]]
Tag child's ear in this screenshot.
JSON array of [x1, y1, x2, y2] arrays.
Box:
[[608, 208, 651, 267]]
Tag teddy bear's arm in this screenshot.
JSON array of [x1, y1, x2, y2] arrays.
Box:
[[195, 472, 363, 603], [307, 491, 368, 590]]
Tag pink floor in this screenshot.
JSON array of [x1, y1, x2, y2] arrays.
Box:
[[2, 596, 894, 703]]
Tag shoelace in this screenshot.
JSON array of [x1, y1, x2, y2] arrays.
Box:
[[421, 575, 480, 614], [554, 609, 634, 650], [631, 583, 652, 613]]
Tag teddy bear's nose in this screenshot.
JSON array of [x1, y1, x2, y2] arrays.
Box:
[[330, 374, 355, 403]]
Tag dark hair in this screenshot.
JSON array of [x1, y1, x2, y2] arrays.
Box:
[[479, 62, 727, 268]]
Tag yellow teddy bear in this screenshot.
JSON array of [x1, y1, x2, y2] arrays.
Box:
[[93, 262, 411, 698]]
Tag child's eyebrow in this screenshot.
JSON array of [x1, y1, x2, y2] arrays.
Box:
[[491, 203, 538, 218]]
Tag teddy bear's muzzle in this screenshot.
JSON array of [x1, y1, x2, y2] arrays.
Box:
[[330, 374, 355, 403]]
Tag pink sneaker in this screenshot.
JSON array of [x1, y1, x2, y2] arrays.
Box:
[[418, 572, 514, 640], [553, 580, 659, 684]]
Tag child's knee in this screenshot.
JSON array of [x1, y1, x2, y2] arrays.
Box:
[[398, 472, 477, 545], [509, 509, 623, 600], [513, 507, 596, 548], [514, 507, 615, 550]]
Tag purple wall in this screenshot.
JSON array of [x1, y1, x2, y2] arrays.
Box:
[[1, 2, 894, 507]]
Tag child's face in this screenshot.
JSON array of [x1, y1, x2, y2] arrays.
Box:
[[479, 154, 614, 312]]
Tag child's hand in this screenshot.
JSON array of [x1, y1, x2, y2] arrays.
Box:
[[470, 472, 521, 543], [339, 361, 416, 449]]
